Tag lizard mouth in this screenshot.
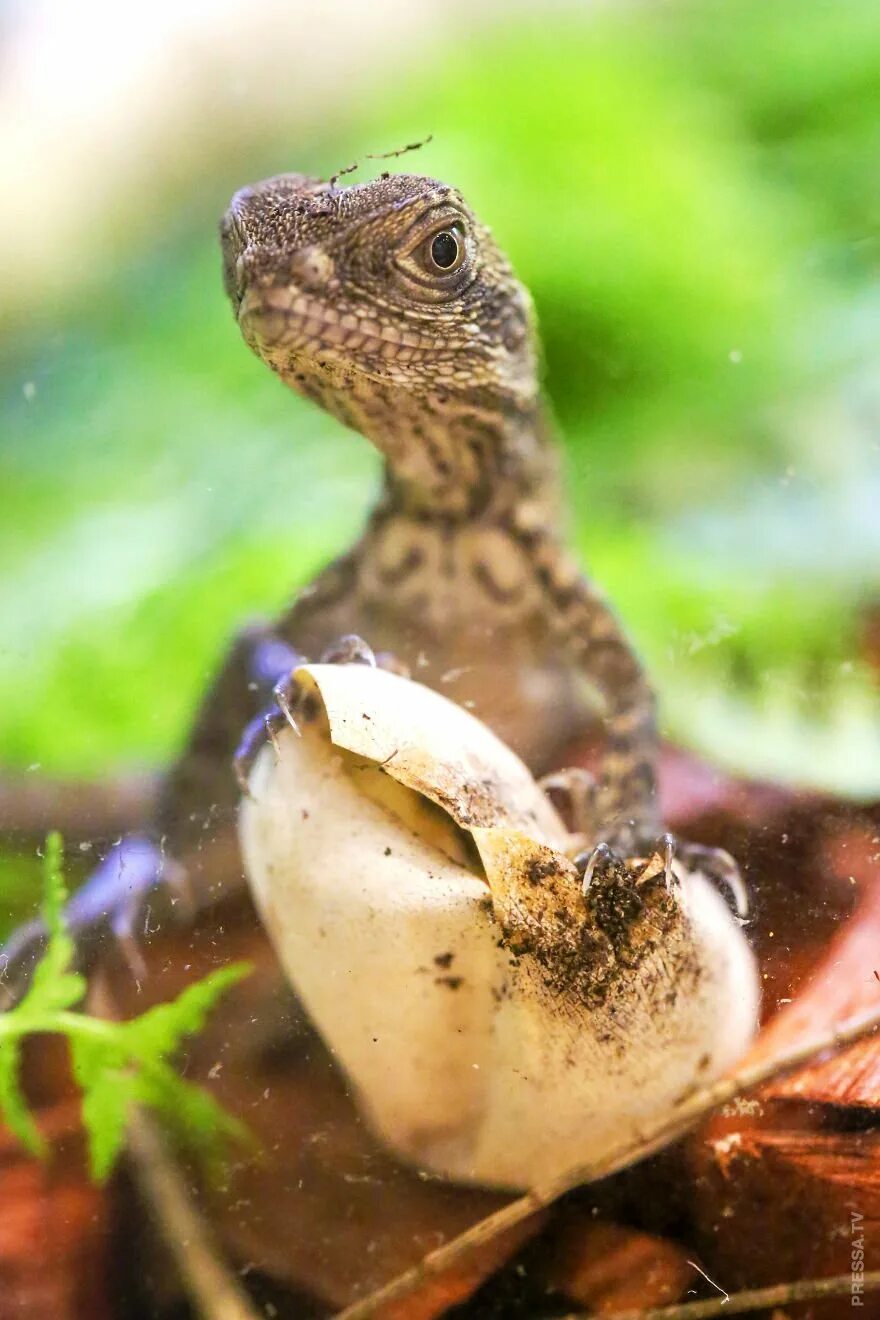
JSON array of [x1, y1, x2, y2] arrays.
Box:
[[238, 282, 445, 368]]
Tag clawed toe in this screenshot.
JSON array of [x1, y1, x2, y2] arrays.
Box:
[[235, 634, 405, 796], [576, 842, 614, 897], [574, 831, 682, 900], [320, 634, 409, 676], [273, 671, 302, 736], [320, 634, 376, 667], [234, 634, 397, 796], [660, 831, 676, 890], [573, 830, 749, 919]]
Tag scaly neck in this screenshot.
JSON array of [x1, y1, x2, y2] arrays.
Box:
[[368, 388, 562, 529]]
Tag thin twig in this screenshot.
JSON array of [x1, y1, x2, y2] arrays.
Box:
[[126, 1107, 262, 1320], [562, 1269, 880, 1319], [328, 160, 359, 189], [327, 135, 435, 190], [0, 771, 158, 843], [333, 1003, 880, 1320], [366, 134, 433, 161], [91, 980, 261, 1320]]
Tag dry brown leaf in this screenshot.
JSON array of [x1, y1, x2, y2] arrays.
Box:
[[540, 1214, 696, 1313], [0, 1096, 113, 1320]]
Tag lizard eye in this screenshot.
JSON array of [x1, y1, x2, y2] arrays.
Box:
[[395, 215, 474, 300], [424, 225, 466, 275]]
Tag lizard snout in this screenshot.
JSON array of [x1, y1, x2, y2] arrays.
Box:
[[219, 202, 250, 315]]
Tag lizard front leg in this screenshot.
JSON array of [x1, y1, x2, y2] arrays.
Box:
[[233, 633, 409, 792], [0, 625, 303, 1005], [0, 532, 372, 1004], [542, 566, 660, 846], [538, 558, 749, 917]]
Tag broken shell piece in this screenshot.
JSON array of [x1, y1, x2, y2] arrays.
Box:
[[239, 663, 760, 1191]]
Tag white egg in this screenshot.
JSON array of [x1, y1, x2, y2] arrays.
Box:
[[239, 662, 759, 1191]]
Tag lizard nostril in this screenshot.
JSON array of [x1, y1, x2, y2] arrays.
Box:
[[290, 245, 334, 291]]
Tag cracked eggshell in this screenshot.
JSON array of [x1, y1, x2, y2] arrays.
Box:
[[239, 663, 760, 1191]]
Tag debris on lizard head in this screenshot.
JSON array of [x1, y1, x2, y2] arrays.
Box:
[[220, 171, 538, 503]]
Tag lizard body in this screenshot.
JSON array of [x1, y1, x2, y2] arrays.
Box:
[[4, 168, 662, 985], [217, 170, 657, 827]]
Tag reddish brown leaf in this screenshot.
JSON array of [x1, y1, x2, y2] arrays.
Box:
[[691, 815, 880, 1317], [540, 1214, 696, 1313], [750, 873, 880, 1106], [0, 1098, 113, 1320]]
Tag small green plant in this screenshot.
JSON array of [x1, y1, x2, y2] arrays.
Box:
[[0, 833, 251, 1181]]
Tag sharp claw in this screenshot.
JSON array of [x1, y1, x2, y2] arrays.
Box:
[[273, 678, 301, 736], [265, 712, 283, 760], [234, 679, 301, 797], [580, 842, 613, 898], [660, 831, 677, 895]]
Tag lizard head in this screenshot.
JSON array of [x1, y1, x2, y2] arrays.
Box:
[[221, 171, 540, 510]]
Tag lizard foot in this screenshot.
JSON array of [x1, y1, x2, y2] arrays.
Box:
[[0, 836, 189, 1008], [573, 831, 748, 918], [574, 833, 679, 901], [233, 634, 406, 793]]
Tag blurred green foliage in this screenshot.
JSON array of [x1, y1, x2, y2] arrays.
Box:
[[1, 0, 878, 799], [0, 834, 251, 1179]]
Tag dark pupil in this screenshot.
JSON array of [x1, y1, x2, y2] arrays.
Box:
[[430, 230, 459, 269]]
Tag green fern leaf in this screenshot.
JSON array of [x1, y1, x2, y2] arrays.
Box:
[[0, 836, 253, 1183], [79, 1063, 139, 1182], [25, 833, 86, 1016], [0, 1036, 45, 1159], [121, 962, 251, 1063]]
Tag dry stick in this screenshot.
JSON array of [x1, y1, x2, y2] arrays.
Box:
[[566, 1269, 880, 1320], [90, 981, 261, 1320], [0, 771, 158, 843], [334, 1003, 880, 1320], [328, 160, 359, 189], [366, 134, 433, 160], [329, 135, 435, 188], [126, 1108, 262, 1320]]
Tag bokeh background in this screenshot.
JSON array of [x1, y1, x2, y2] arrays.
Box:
[[2, 0, 879, 925]]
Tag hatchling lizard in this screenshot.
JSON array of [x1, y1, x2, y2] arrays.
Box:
[[2, 169, 741, 989]]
